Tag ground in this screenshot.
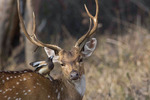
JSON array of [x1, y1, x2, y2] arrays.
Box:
[[5, 25, 150, 100]]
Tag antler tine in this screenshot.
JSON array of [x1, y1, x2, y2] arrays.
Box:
[[75, 0, 99, 49], [32, 12, 36, 36], [85, 0, 99, 37], [75, 18, 92, 48], [17, 0, 62, 54], [17, 0, 36, 45], [31, 12, 62, 53]]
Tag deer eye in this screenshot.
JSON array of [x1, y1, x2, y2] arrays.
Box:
[[79, 58, 83, 63], [61, 63, 65, 66]]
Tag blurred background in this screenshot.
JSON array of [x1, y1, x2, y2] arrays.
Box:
[[0, 0, 150, 99]]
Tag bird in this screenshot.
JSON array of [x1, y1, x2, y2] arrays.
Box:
[[30, 56, 54, 81]]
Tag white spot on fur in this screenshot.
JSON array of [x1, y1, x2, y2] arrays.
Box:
[[29, 73, 32, 76], [28, 90, 31, 92], [16, 82, 19, 85], [4, 95, 7, 98], [12, 86, 15, 88], [2, 80, 5, 83], [23, 90, 26, 93], [9, 88, 12, 91], [23, 78, 26, 81], [57, 92, 60, 100], [6, 77, 9, 80], [3, 91, 5, 94], [36, 83, 41, 86], [24, 92, 27, 95], [55, 89, 58, 93], [61, 87, 63, 91], [10, 76, 13, 78], [73, 75, 86, 96], [19, 79, 22, 81], [33, 86, 36, 88], [1, 75, 4, 78], [16, 93, 19, 95], [8, 97, 11, 100], [48, 95, 50, 98], [16, 98, 22, 100]]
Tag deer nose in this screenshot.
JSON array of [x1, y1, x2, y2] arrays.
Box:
[[70, 70, 79, 80]]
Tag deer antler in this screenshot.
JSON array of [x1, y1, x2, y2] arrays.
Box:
[[17, 0, 62, 54], [75, 0, 99, 49]]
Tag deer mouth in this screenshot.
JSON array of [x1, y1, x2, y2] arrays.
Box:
[[70, 74, 81, 81], [70, 76, 79, 80]]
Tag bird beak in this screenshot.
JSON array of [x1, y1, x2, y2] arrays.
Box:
[[50, 56, 54, 59]]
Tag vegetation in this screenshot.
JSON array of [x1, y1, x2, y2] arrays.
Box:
[[83, 25, 150, 100], [0, 0, 150, 99]]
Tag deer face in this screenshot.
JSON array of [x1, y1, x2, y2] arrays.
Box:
[[59, 48, 83, 80], [44, 38, 97, 81]]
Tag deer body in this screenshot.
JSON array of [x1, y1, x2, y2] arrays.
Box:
[[0, 0, 99, 99], [0, 70, 83, 100]]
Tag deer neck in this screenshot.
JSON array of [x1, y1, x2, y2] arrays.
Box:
[[61, 74, 86, 98], [73, 75, 86, 97]]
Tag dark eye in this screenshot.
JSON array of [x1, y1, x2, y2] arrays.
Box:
[[79, 58, 83, 62], [61, 63, 65, 66]]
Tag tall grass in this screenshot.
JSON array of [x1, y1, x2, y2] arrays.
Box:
[[83, 25, 150, 100]]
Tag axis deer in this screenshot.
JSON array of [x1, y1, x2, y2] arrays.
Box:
[[0, 0, 99, 100]]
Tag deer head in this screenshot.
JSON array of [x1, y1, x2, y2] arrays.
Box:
[[43, 37, 97, 80], [3, 0, 99, 99]]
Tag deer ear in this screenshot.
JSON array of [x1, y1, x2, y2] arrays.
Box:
[[82, 38, 97, 57], [44, 47, 60, 63]]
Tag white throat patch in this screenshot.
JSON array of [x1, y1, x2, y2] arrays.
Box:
[[73, 75, 86, 96]]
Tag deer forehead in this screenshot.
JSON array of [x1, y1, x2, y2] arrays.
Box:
[[59, 48, 81, 63]]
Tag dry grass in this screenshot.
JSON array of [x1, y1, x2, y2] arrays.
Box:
[[5, 24, 150, 100], [83, 26, 150, 100]]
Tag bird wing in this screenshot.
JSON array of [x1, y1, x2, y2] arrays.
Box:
[[30, 61, 47, 68]]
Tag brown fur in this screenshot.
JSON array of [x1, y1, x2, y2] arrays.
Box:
[[0, 70, 82, 100], [59, 47, 85, 80], [0, 47, 85, 100]]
